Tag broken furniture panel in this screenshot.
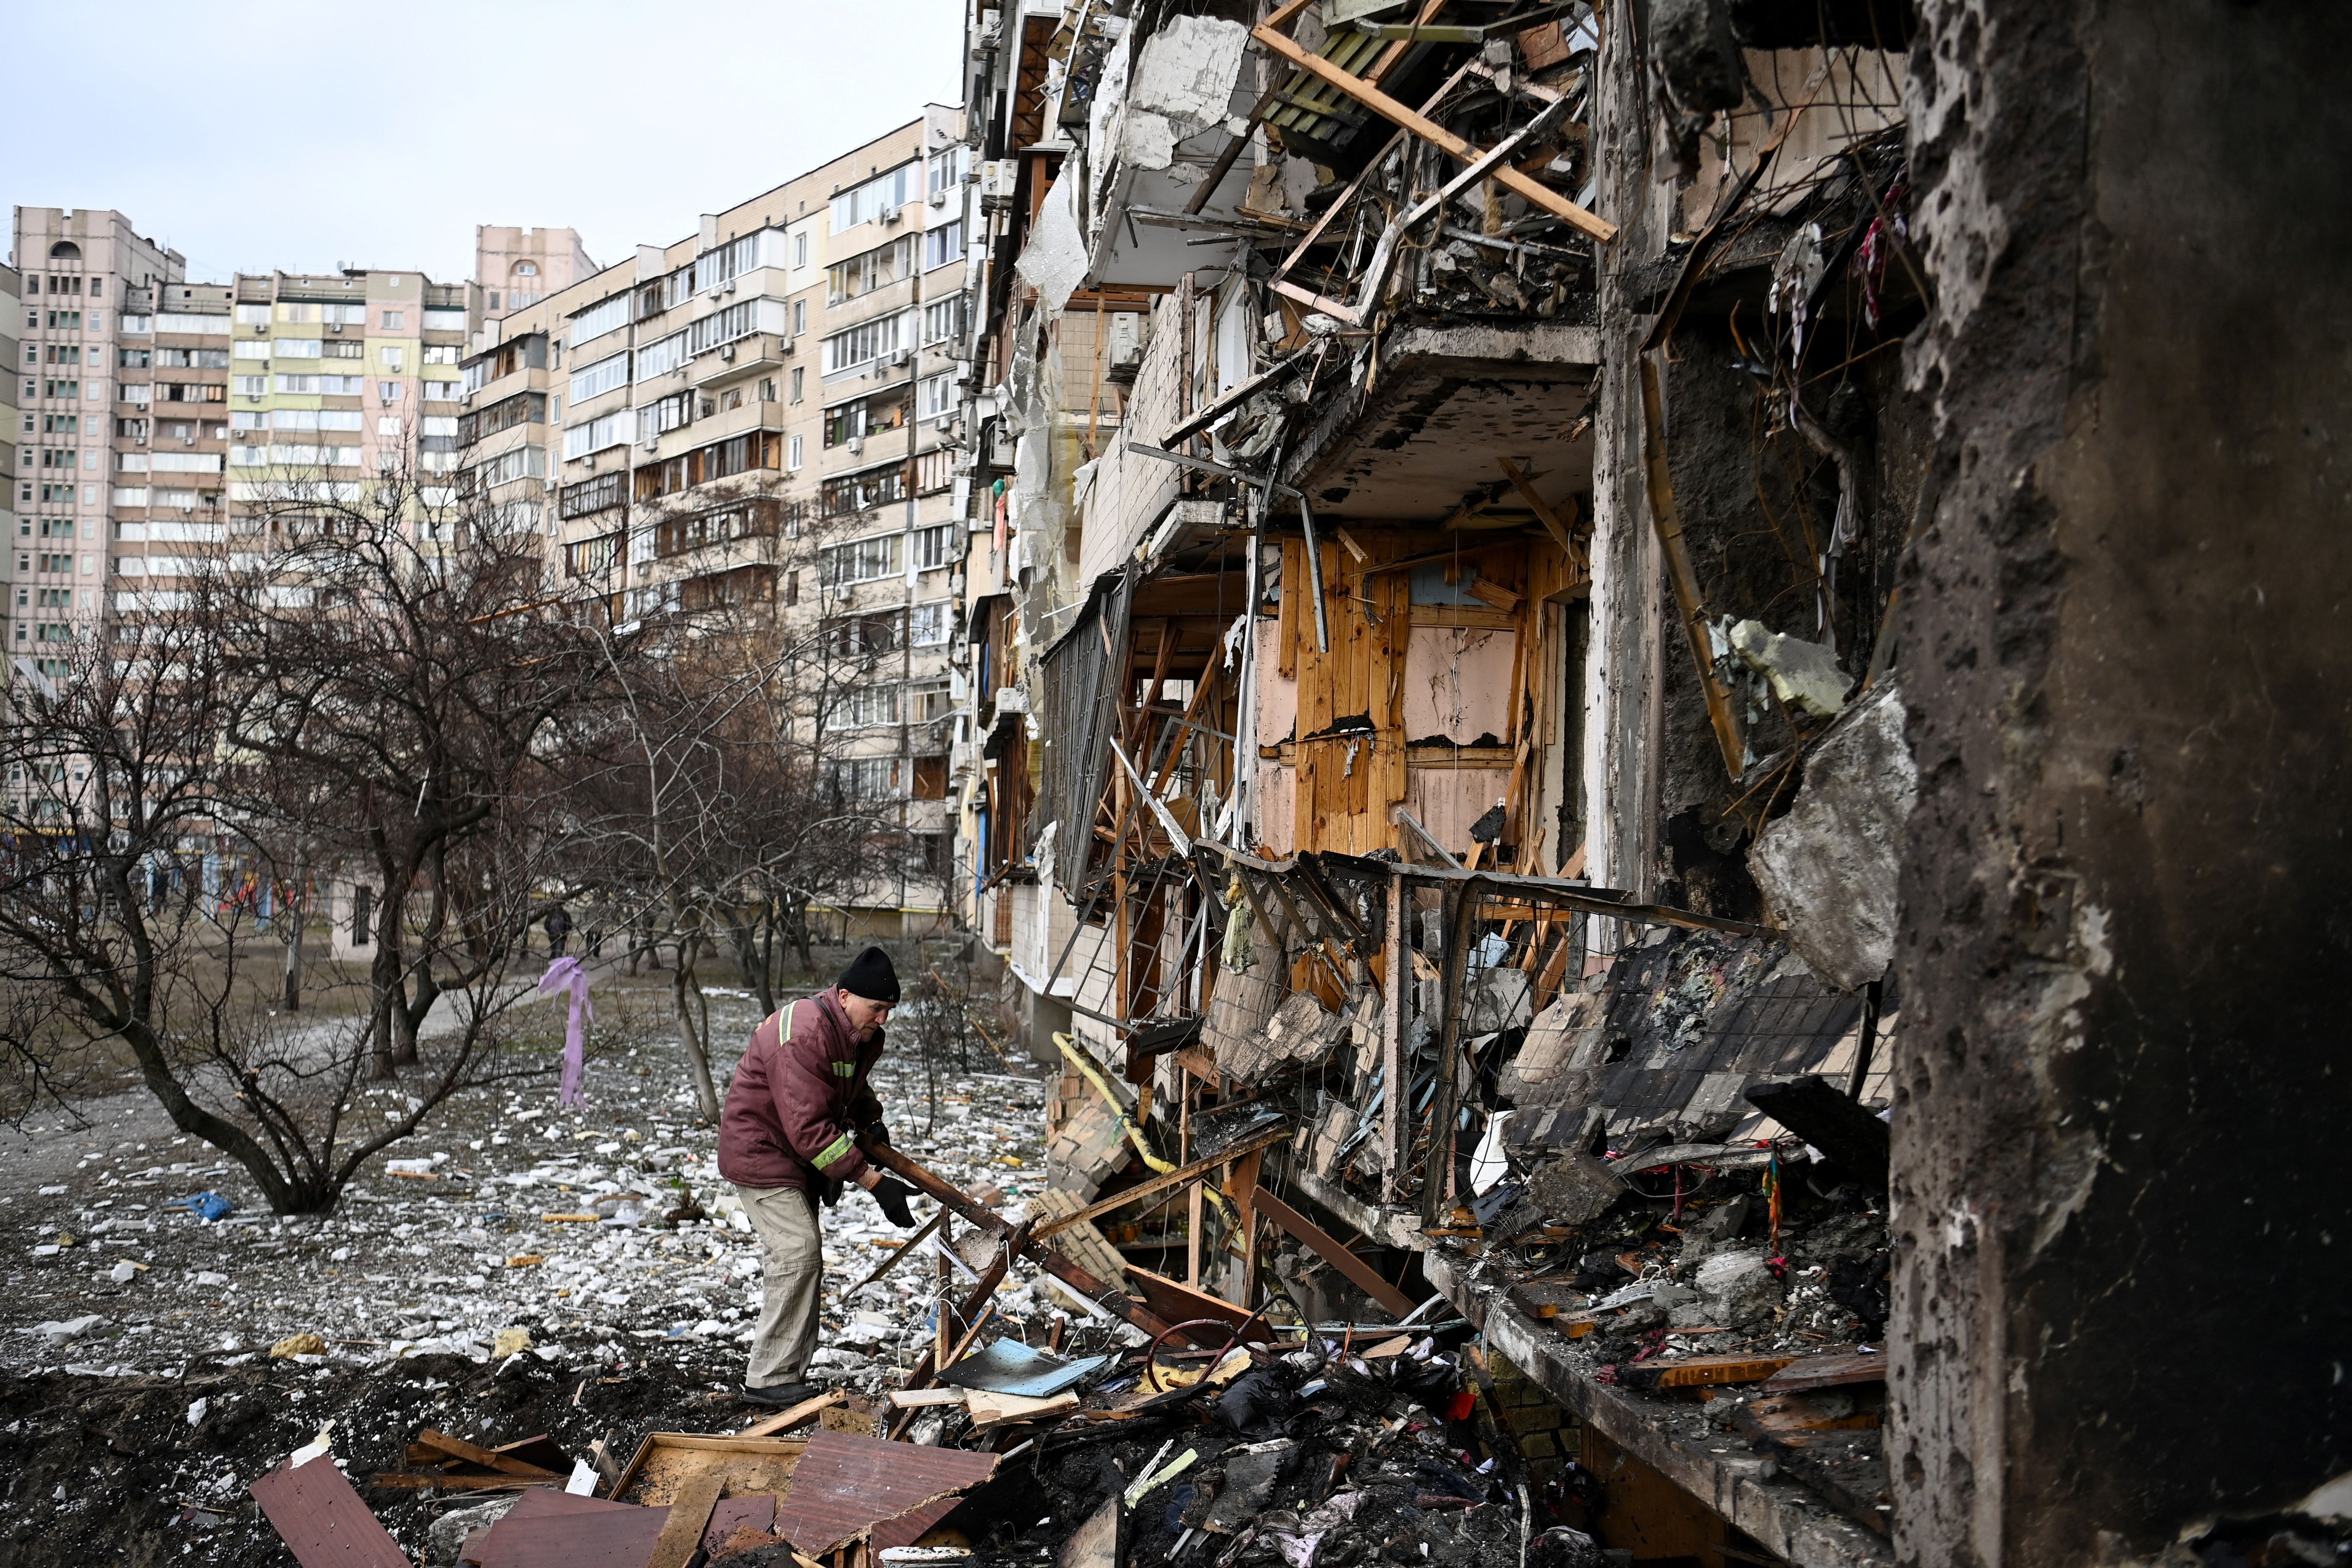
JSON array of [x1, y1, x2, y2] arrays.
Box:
[[249, 1454, 412, 1568], [770, 1429, 998, 1556]]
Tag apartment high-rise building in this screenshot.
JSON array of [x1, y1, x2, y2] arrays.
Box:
[[467, 106, 979, 939], [1, 263, 16, 654], [475, 226, 597, 322], [218, 269, 471, 544], [11, 208, 185, 672]]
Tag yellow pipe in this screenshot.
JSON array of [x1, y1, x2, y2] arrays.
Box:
[[1054, 1031, 1176, 1174]]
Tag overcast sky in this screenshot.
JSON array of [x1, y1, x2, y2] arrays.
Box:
[[11, 0, 968, 285]]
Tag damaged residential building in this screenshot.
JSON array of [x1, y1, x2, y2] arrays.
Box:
[[943, 2, 2352, 1565]]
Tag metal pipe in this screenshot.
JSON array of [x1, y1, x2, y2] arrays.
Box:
[[1297, 493, 1331, 655]]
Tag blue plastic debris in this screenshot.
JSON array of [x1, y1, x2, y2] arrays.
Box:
[[939, 1337, 1112, 1398], [166, 1192, 234, 1222]]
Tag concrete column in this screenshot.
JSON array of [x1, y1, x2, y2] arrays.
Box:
[[1893, 3, 2352, 1562]]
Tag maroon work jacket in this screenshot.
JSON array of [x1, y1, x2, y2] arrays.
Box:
[[717, 989, 884, 1193]]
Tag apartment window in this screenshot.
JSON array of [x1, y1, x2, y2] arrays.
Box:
[[690, 231, 764, 293], [836, 683, 901, 728], [569, 293, 630, 345], [559, 471, 625, 519], [688, 300, 758, 355], [825, 389, 904, 449], [792, 299, 806, 336], [928, 145, 969, 196], [234, 304, 270, 325], [820, 465, 907, 519], [380, 346, 405, 370], [232, 340, 271, 362], [45, 346, 81, 365], [278, 338, 324, 360], [272, 409, 320, 431], [564, 531, 621, 578], [377, 416, 404, 438], [822, 312, 905, 376], [420, 415, 458, 436], [823, 530, 899, 583], [49, 377, 84, 396], [467, 445, 545, 489], [569, 350, 629, 403], [790, 366, 804, 403], [912, 522, 957, 570], [231, 376, 265, 397], [379, 310, 405, 329], [788, 433, 803, 470], [830, 163, 917, 233], [826, 756, 903, 800], [381, 380, 406, 402], [423, 344, 459, 365], [561, 410, 629, 461], [154, 313, 228, 335], [421, 380, 458, 402], [41, 414, 77, 434], [925, 221, 965, 271], [793, 232, 810, 268], [828, 237, 915, 306], [422, 308, 467, 331], [917, 371, 956, 420], [922, 296, 966, 346], [120, 314, 150, 335], [909, 600, 950, 646], [319, 375, 365, 394], [635, 331, 687, 381], [915, 447, 958, 495], [461, 391, 545, 445], [323, 339, 365, 359], [637, 390, 692, 442]]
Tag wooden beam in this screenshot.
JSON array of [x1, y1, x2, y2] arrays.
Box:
[[411, 1431, 559, 1480], [1249, 1184, 1418, 1318], [1250, 23, 1617, 243], [1032, 1122, 1295, 1240], [1497, 456, 1584, 567], [1381, 868, 1407, 1201]]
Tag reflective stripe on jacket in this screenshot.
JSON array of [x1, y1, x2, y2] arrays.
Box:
[[716, 989, 884, 1191]]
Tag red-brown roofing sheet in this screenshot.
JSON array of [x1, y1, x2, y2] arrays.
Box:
[[248, 1457, 412, 1568], [474, 1486, 672, 1567], [773, 1429, 998, 1555]]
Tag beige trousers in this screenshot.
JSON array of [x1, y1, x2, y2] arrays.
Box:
[[736, 1182, 823, 1388]]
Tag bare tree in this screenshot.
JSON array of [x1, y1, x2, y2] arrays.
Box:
[[0, 539, 560, 1212]]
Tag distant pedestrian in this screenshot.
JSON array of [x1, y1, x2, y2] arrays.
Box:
[[544, 905, 572, 958]]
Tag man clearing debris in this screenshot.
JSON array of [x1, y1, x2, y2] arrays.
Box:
[[718, 945, 922, 1406]]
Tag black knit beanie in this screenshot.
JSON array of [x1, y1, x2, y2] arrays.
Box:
[[836, 945, 901, 1004]]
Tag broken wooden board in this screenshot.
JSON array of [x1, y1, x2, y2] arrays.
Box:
[[415, 1428, 563, 1479], [647, 1473, 724, 1568], [888, 1387, 970, 1409], [771, 1429, 998, 1556], [1761, 1350, 1887, 1393], [1126, 1265, 1276, 1342], [1616, 1353, 1797, 1392], [736, 1388, 845, 1437], [612, 1433, 806, 1507], [1729, 1391, 1882, 1442], [966, 1389, 1081, 1428], [249, 1455, 411, 1568], [1058, 1495, 1123, 1568], [473, 1486, 671, 1568]]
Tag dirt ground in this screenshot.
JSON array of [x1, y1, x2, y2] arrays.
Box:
[[0, 960, 1051, 1565]]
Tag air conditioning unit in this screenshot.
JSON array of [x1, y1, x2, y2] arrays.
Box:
[[878, 206, 903, 226], [846, 436, 863, 455], [978, 160, 1018, 207], [929, 189, 948, 207], [329, 323, 343, 333]]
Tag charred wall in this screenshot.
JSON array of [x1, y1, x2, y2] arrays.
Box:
[[1892, 1, 2352, 1563]]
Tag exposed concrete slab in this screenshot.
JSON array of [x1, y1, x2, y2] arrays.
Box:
[[1423, 1247, 1892, 1568], [1285, 323, 1602, 523]]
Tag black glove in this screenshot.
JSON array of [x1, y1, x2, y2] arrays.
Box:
[[860, 1120, 891, 1149], [869, 1176, 918, 1228]]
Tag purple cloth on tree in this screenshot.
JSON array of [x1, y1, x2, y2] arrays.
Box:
[[537, 956, 594, 1105]]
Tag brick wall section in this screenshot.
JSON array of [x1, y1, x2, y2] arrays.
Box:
[[1487, 1348, 1580, 1483]]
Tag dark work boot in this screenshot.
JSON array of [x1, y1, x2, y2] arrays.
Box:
[[740, 1380, 821, 1407]]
